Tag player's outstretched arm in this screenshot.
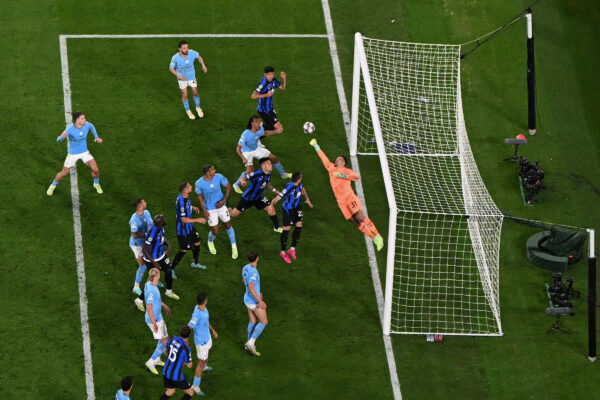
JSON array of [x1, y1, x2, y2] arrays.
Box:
[[279, 71, 286, 90], [56, 131, 67, 142], [302, 187, 314, 208], [310, 139, 335, 171], [263, 127, 283, 136]]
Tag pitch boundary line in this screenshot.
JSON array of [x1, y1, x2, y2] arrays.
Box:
[[60, 33, 328, 39], [59, 35, 96, 400], [320, 1, 402, 399]]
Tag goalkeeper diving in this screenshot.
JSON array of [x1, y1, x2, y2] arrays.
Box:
[[309, 139, 384, 251]]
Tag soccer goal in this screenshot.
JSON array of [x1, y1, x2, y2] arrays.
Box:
[[350, 33, 504, 336]]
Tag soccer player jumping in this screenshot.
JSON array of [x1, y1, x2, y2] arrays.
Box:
[[251, 65, 286, 132], [169, 40, 208, 120], [309, 139, 384, 251]]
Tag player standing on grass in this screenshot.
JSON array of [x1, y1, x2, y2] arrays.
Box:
[[171, 182, 208, 273], [232, 115, 291, 194], [160, 326, 195, 400], [243, 251, 267, 356], [130, 198, 154, 297], [47, 111, 103, 196], [142, 268, 171, 375], [251, 65, 286, 132], [188, 292, 219, 396], [271, 172, 314, 263], [169, 41, 208, 120], [195, 164, 238, 259], [229, 157, 283, 233], [309, 139, 384, 251], [115, 376, 133, 400]]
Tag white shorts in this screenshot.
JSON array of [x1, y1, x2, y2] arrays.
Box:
[[147, 320, 168, 340], [64, 151, 94, 168], [242, 146, 271, 165], [130, 245, 143, 259], [245, 302, 258, 311], [196, 338, 213, 361], [207, 206, 231, 227], [178, 79, 197, 89]]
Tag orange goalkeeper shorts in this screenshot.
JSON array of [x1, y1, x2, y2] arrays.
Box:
[[337, 193, 363, 219]]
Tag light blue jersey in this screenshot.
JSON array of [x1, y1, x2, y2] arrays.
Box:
[[144, 281, 162, 324], [242, 264, 261, 305], [195, 174, 228, 210], [115, 389, 130, 400], [65, 122, 98, 155], [170, 50, 200, 81], [129, 210, 152, 246], [238, 127, 265, 153], [188, 306, 211, 345]]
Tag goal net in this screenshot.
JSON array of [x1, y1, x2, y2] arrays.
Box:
[[350, 33, 503, 336]]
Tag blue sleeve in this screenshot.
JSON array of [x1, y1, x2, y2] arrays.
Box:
[[145, 226, 156, 245], [195, 180, 202, 194], [170, 56, 177, 69], [246, 170, 264, 180], [238, 133, 245, 146], [87, 122, 98, 138], [219, 174, 229, 186], [185, 345, 192, 363], [189, 311, 198, 329], [257, 127, 265, 138], [273, 78, 281, 88], [191, 50, 200, 59], [255, 78, 266, 93], [279, 182, 294, 198]]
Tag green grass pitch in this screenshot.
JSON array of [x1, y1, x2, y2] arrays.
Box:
[[0, 1, 598, 399]]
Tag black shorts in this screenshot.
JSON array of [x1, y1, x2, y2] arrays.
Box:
[[235, 196, 271, 212], [144, 256, 171, 271], [283, 207, 303, 226], [163, 376, 191, 390], [176, 227, 200, 250], [259, 110, 278, 131]]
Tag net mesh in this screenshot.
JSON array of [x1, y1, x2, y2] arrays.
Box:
[[356, 36, 503, 335]]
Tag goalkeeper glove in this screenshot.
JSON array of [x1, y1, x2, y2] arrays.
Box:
[[333, 172, 347, 179], [309, 138, 319, 150]]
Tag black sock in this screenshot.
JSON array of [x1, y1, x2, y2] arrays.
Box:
[[269, 215, 279, 229], [171, 250, 186, 268], [292, 227, 302, 248], [192, 245, 200, 264], [138, 287, 145, 301], [165, 268, 173, 290], [160, 394, 170, 400], [181, 394, 192, 400], [280, 230, 289, 251]]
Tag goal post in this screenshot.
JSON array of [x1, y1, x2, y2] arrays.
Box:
[[351, 32, 504, 336]]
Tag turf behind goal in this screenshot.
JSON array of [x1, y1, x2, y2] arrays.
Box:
[[350, 33, 504, 336]]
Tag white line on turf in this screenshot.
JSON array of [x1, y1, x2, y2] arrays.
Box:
[[60, 35, 95, 400], [60, 33, 328, 39], [320, 1, 402, 399]]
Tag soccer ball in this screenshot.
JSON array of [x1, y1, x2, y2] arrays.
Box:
[[303, 121, 315, 134]]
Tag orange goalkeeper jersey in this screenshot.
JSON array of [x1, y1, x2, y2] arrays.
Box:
[[316, 148, 359, 201]]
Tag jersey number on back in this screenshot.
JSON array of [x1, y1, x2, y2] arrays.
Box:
[[168, 346, 179, 362]]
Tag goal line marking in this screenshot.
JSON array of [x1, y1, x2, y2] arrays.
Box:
[[60, 33, 328, 39]]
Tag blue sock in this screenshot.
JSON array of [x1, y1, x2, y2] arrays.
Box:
[[247, 322, 256, 340], [235, 172, 245, 186], [135, 265, 146, 284], [93, 178, 99, 185], [226, 227, 236, 244], [183, 99, 190, 111], [273, 162, 286, 176], [52, 180, 59, 186], [193, 95, 200, 107], [193, 376, 201, 387], [208, 232, 216, 243], [151, 341, 165, 360], [251, 322, 266, 340]]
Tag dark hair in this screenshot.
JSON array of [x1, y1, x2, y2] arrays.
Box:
[[179, 182, 189, 193], [134, 198, 144, 208], [248, 251, 259, 262], [197, 292, 207, 305], [180, 325, 191, 338], [247, 115, 260, 129], [203, 164, 214, 175], [120, 376, 133, 391], [178, 40, 188, 48], [339, 156, 348, 166], [291, 172, 302, 183], [72, 111, 84, 122], [258, 157, 270, 166], [153, 214, 165, 227], [264, 65, 274, 73]]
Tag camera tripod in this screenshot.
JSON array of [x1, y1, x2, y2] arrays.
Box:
[[546, 315, 568, 334]]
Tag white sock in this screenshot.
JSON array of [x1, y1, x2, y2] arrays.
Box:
[[146, 358, 155, 365], [248, 338, 256, 346], [133, 283, 140, 290], [165, 289, 173, 294]]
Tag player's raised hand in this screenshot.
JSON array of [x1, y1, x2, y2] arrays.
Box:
[[192, 206, 200, 213], [280, 71, 286, 79], [309, 138, 318, 148], [94, 137, 103, 143]]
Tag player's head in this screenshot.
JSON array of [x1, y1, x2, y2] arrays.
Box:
[[178, 40, 189, 55], [196, 292, 208, 306], [120, 376, 133, 392], [72, 111, 86, 126], [153, 214, 166, 228], [180, 325, 191, 339], [203, 164, 215, 177], [247, 115, 262, 130], [292, 172, 302, 185], [248, 251, 259, 264], [148, 267, 160, 284], [334, 156, 348, 167], [179, 181, 192, 195], [259, 157, 272, 172], [134, 198, 146, 211], [264, 65, 275, 81]]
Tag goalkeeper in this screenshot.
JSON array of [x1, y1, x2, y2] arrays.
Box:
[[309, 139, 384, 251]]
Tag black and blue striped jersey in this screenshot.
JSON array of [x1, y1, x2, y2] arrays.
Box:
[[175, 194, 193, 236], [163, 336, 192, 381], [255, 77, 281, 113], [242, 170, 271, 201], [279, 181, 303, 212], [144, 225, 166, 261]]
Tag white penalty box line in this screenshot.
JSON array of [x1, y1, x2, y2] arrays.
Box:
[[59, 31, 327, 400]]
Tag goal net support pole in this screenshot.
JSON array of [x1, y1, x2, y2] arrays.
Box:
[[588, 228, 597, 362]]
